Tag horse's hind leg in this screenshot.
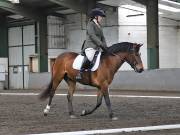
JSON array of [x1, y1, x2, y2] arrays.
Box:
[[43, 88, 55, 116], [81, 90, 103, 116], [65, 79, 76, 118], [43, 76, 63, 116]]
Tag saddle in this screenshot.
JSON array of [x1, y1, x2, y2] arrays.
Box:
[[72, 51, 101, 71]]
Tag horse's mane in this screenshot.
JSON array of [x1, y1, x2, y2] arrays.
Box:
[[107, 42, 133, 54]]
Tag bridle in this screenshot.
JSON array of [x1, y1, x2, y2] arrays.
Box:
[[125, 48, 140, 72], [126, 58, 138, 71]]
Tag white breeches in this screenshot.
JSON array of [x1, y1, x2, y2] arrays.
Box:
[[85, 48, 97, 61]]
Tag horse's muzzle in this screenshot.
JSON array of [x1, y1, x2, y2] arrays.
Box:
[[137, 68, 144, 73], [134, 64, 144, 73]]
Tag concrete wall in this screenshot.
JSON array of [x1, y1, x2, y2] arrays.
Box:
[[65, 9, 119, 51], [2, 7, 180, 90], [0, 58, 8, 73], [48, 8, 119, 57], [111, 69, 180, 91], [47, 14, 87, 73], [159, 17, 179, 68], [65, 13, 86, 53], [118, 7, 180, 70], [28, 69, 180, 91], [118, 8, 147, 70], [47, 7, 180, 71], [177, 23, 180, 67], [28, 8, 180, 91], [47, 8, 119, 72], [28, 72, 94, 90], [103, 8, 119, 46], [0, 58, 8, 89]]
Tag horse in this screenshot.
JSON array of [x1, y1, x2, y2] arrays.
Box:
[[39, 42, 144, 120]]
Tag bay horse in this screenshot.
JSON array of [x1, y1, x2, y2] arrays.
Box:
[[39, 42, 144, 120]]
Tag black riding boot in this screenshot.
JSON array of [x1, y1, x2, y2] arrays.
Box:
[[76, 57, 89, 80]]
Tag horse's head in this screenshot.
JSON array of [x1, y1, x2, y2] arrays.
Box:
[[125, 43, 144, 73]]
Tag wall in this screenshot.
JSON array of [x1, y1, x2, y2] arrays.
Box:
[[0, 58, 7, 89], [0, 58, 8, 73], [159, 17, 179, 68], [28, 8, 180, 91], [103, 8, 119, 46], [118, 7, 180, 70], [28, 72, 93, 90], [177, 22, 180, 67], [48, 8, 180, 70], [110, 69, 180, 91], [47, 14, 86, 72], [29, 69, 180, 91], [0, 58, 8, 82], [29, 9, 180, 91], [47, 8, 119, 57], [65, 13, 86, 52], [118, 8, 147, 70], [8, 25, 35, 89]]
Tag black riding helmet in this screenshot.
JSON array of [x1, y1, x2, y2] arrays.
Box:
[[89, 8, 106, 18]]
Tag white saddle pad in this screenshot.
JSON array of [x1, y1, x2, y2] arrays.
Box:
[[72, 52, 101, 71]]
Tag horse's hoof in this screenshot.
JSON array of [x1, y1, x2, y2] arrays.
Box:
[[81, 110, 86, 116], [111, 117, 118, 121], [70, 115, 77, 119], [44, 113, 48, 116]]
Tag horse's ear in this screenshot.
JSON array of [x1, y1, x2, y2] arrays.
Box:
[[136, 43, 143, 47], [133, 43, 143, 48], [139, 43, 143, 47]]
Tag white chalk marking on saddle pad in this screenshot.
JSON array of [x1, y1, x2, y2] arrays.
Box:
[[28, 124, 180, 135]]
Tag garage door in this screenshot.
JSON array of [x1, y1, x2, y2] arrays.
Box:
[[8, 25, 35, 89]]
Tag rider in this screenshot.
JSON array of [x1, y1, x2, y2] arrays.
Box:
[[76, 8, 108, 79]]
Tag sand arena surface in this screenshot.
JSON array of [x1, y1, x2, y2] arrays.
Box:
[[1, 89, 180, 135]]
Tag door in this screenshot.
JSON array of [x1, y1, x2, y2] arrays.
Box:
[[8, 25, 35, 89]]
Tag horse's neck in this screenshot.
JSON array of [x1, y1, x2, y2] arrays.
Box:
[[107, 53, 127, 74]]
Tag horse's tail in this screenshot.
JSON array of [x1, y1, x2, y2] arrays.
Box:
[[39, 62, 55, 101], [39, 79, 53, 101], [39, 63, 55, 100]]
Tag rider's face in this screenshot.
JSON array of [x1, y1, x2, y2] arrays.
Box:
[[97, 16, 103, 23]]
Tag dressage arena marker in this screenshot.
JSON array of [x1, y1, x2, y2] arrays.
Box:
[[1, 93, 180, 99], [29, 124, 180, 135]]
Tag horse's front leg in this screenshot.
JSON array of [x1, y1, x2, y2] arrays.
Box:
[[103, 88, 118, 120], [81, 90, 103, 116]]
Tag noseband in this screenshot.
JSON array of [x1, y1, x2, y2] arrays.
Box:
[[127, 60, 138, 71]]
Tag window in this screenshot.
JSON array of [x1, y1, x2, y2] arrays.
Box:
[[47, 16, 66, 49]]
